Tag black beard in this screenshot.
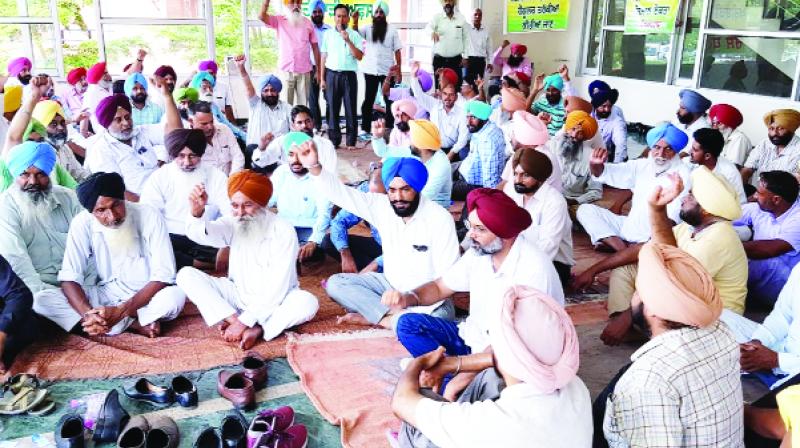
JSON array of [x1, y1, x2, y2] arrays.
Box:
[[443, 4, 454, 15], [132, 93, 147, 104], [679, 206, 703, 226], [676, 112, 695, 125], [18, 74, 32, 85], [770, 133, 794, 147], [595, 109, 611, 119], [372, 18, 387, 43], [410, 146, 421, 157], [391, 194, 421, 217], [467, 120, 486, 134], [312, 15, 324, 26], [396, 121, 410, 133], [262, 96, 279, 107], [546, 92, 561, 105], [507, 55, 523, 68], [47, 132, 68, 147], [514, 183, 538, 194], [290, 163, 308, 175], [302, 128, 314, 137]]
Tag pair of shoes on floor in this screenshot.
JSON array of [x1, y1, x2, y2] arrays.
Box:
[[118, 415, 179, 448], [0, 373, 55, 416], [123, 375, 198, 408], [55, 413, 86, 448], [93, 390, 131, 443], [193, 411, 248, 448], [218, 353, 268, 410], [248, 406, 307, 448]]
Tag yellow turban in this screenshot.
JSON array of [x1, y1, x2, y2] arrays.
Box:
[[636, 242, 722, 328], [409, 119, 441, 150], [564, 111, 598, 139], [3, 85, 22, 114], [32, 100, 65, 127], [778, 386, 800, 445], [764, 109, 800, 132], [691, 166, 741, 221]]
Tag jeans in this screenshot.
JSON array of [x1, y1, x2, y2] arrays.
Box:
[[325, 69, 358, 147], [396, 313, 471, 357], [361, 74, 386, 133]]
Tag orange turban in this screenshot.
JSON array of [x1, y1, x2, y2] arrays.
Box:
[[409, 119, 441, 150], [764, 109, 800, 133], [227, 170, 273, 206], [501, 87, 527, 113], [564, 111, 598, 139], [635, 242, 722, 328], [564, 96, 593, 114]]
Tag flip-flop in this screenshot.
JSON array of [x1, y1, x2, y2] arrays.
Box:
[[0, 386, 48, 415], [27, 396, 56, 416], [3, 374, 40, 395]]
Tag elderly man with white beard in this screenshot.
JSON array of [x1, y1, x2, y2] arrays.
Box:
[[552, 111, 603, 206], [176, 170, 319, 349], [0, 141, 82, 296], [34, 172, 186, 338]]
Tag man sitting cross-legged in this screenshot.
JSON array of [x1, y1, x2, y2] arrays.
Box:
[[35, 172, 186, 338], [176, 170, 319, 349]]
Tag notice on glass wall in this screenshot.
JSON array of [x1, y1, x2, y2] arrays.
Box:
[[623, 0, 680, 34], [505, 0, 570, 33]]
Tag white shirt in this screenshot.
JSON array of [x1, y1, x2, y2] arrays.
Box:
[[59, 204, 177, 293], [212, 79, 232, 112], [253, 134, 338, 173], [550, 137, 603, 204], [185, 211, 302, 327], [410, 77, 470, 154], [721, 127, 752, 166], [140, 162, 230, 235], [415, 377, 593, 448], [203, 123, 244, 176], [751, 266, 800, 376], [744, 134, 800, 186], [358, 24, 402, 76], [673, 115, 711, 154], [82, 84, 112, 131], [313, 169, 459, 309], [245, 98, 292, 146], [465, 25, 492, 60], [595, 157, 692, 243], [85, 127, 162, 195], [268, 164, 332, 245], [704, 158, 747, 204], [442, 238, 565, 352], [504, 182, 574, 266]]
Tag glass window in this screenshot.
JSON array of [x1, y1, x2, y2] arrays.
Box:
[[679, 0, 703, 78], [99, 0, 204, 19], [585, 0, 602, 69], [248, 25, 279, 74], [607, 0, 626, 25], [699, 35, 799, 97], [0, 0, 49, 17], [214, 0, 244, 75], [103, 25, 207, 74], [602, 31, 672, 81], [0, 23, 56, 71], [710, 0, 800, 32]]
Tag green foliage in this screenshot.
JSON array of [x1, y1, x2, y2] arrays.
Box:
[[63, 39, 99, 71], [58, 0, 92, 30]]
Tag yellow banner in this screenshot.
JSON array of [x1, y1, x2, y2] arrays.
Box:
[[505, 0, 570, 33]]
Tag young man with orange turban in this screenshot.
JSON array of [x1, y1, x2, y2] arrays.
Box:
[[177, 170, 319, 349]]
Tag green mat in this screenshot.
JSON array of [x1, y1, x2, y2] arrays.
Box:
[[0, 359, 341, 447]]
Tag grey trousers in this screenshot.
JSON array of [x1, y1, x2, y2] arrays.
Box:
[[398, 368, 506, 448]]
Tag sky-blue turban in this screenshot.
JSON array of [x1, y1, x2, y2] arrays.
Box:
[[123, 72, 148, 97], [190, 71, 216, 90], [283, 131, 312, 155], [381, 157, 428, 193], [466, 100, 492, 121], [646, 123, 689, 152], [543, 74, 564, 91], [6, 141, 57, 177], [258, 74, 283, 93], [679, 89, 712, 114], [309, 0, 327, 13]]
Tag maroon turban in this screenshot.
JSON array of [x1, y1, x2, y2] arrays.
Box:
[[67, 68, 86, 85], [95, 94, 132, 129], [466, 188, 532, 239], [440, 68, 458, 87], [154, 65, 177, 79]]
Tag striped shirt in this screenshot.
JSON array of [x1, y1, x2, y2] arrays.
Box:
[[744, 134, 800, 186], [131, 101, 164, 126], [532, 97, 566, 136]]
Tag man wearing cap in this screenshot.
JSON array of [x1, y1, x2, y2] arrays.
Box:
[[709, 103, 752, 168], [308, 0, 331, 132], [0, 255, 38, 374], [732, 170, 800, 305], [6, 57, 32, 88], [184, 101, 243, 176], [531, 73, 568, 136], [391, 286, 591, 447], [389, 189, 564, 392], [689, 128, 746, 203], [491, 40, 532, 77], [235, 57, 292, 154], [673, 89, 712, 155], [410, 62, 469, 159], [82, 61, 112, 132], [125, 73, 163, 126], [177, 169, 320, 347], [428, 0, 469, 89], [550, 110, 602, 207], [371, 118, 452, 207], [63, 67, 88, 119], [576, 123, 692, 252], [268, 131, 332, 263], [602, 240, 742, 446], [577, 168, 747, 345], [31, 100, 90, 182], [0, 141, 82, 297], [298, 142, 460, 328], [352, 1, 402, 138], [35, 172, 186, 338], [504, 148, 574, 286], [451, 100, 505, 200], [465, 8, 493, 82], [742, 109, 800, 187], [591, 85, 627, 163], [140, 128, 230, 270], [387, 98, 417, 148]]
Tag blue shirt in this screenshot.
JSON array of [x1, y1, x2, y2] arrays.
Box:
[[458, 121, 506, 188], [268, 165, 332, 244], [734, 200, 800, 287], [131, 101, 164, 126], [372, 139, 453, 208], [330, 205, 383, 269]]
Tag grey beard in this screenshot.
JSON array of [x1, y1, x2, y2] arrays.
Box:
[[469, 236, 504, 256], [233, 208, 270, 241], [108, 128, 133, 141], [10, 184, 55, 229], [560, 136, 582, 161]]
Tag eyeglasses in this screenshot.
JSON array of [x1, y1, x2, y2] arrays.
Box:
[[463, 220, 489, 234]]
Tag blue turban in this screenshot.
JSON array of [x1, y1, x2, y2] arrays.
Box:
[[646, 123, 689, 152], [679, 89, 712, 114], [309, 0, 327, 13], [373, 0, 389, 15], [258, 74, 282, 93], [190, 72, 216, 90], [543, 74, 564, 91], [123, 72, 148, 97], [283, 131, 312, 155], [587, 80, 611, 96], [381, 157, 428, 193], [6, 141, 57, 177]]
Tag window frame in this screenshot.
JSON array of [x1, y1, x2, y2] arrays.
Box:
[[0, 0, 63, 76]]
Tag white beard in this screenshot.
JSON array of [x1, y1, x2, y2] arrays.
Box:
[[232, 208, 270, 247], [9, 184, 56, 229], [98, 205, 141, 258], [719, 126, 733, 140], [287, 10, 304, 27], [173, 162, 207, 184]]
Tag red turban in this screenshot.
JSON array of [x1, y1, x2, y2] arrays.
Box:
[[466, 188, 532, 239], [228, 170, 273, 206], [95, 94, 131, 129], [440, 68, 458, 87], [87, 62, 107, 84], [509, 44, 528, 56], [66, 68, 86, 85], [709, 104, 743, 129], [512, 71, 531, 86]]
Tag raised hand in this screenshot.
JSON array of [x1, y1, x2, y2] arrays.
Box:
[[411, 61, 421, 78], [502, 39, 510, 48], [558, 63, 570, 81], [648, 172, 684, 209], [295, 139, 320, 171], [533, 73, 545, 92], [136, 48, 148, 60], [189, 184, 208, 218], [371, 118, 386, 139], [589, 147, 608, 177], [259, 132, 274, 150]]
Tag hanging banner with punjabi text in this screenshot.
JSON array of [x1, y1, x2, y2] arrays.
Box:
[[623, 0, 680, 34], [505, 0, 570, 33]]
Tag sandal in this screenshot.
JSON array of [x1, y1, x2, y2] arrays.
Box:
[[0, 385, 48, 415], [3, 373, 41, 395], [27, 396, 56, 416]]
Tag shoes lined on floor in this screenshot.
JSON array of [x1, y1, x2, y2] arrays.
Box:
[[218, 352, 270, 410], [122, 375, 198, 408], [196, 407, 306, 448], [55, 413, 85, 448], [118, 414, 180, 448]]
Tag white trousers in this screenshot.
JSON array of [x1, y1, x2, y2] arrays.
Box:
[[576, 204, 627, 245], [176, 267, 319, 341], [34, 284, 186, 335], [719, 309, 760, 344]]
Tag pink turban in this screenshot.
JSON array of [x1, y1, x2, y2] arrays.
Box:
[[636, 242, 722, 328], [501, 87, 527, 113], [95, 94, 132, 129], [7, 57, 31, 77], [512, 111, 549, 147], [491, 285, 579, 393], [87, 62, 107, 84], [391, 98, 418, 121], [509, 44, 528, 56]]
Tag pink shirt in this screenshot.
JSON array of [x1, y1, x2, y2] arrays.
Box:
[[389, 128, 411, 148], [63, 87, 85, 118], [265, 15, 318, 74], [492, 47, 533, 77]]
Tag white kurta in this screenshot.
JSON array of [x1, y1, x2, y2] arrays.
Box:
[[245, 98, 292, 146], [85, 127, 163, 195]]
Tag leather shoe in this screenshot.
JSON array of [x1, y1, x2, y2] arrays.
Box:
[[118, 415, 150, 448], [241, 353, 267, 390], [172, 375, 198, 408], [94, 389, 131, 443], [217, 370, 255, 410], [220, 412, 248, 448], [194, 427, 223, 448], [55, 413, 85, 448], [123, 379, 175, 405], [146, 415, 180, 448]]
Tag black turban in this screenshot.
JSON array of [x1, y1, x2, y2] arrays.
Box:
[[165, 128, 207, 159], [154, 65, 177, 79], [77, 172, 126, 211], [590, 88, 619, 109]]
